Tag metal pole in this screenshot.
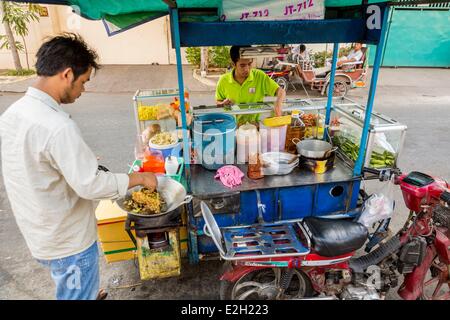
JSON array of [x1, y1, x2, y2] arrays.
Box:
[[170, 8, 191, 176], [353, 5, 391, 176], [324, 43, 339, 139]]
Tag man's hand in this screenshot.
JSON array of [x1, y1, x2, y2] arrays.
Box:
[[217, 98, 234, 107], [128, 172, 158, 192]]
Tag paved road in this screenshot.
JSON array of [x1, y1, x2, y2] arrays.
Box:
[[0, 67, 449, 299]]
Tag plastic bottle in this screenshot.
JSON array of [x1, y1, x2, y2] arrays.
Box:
[[291, 110, 305, 127], [285, 110, 306, 154], [165, 156, 179, 175], [236, 122, 258, 163]]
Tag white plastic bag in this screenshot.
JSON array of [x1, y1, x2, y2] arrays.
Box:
[[358, 177, 395, 228]]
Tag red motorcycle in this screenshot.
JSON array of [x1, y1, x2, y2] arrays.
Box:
[[201, 170, 450, 300]]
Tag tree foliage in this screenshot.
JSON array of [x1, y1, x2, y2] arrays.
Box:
[[0, 2, 40, 70], [186, 46, 231, 69]]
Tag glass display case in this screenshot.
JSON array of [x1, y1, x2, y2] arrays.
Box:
[[330, 98, 407, 169], [132, 88, 182, 135]]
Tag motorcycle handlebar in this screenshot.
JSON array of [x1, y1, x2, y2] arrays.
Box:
[[362, 167, 401, 182]]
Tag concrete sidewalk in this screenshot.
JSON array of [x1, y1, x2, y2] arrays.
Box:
[[1, 65, 449, 101], [0, 65, 214, 94]]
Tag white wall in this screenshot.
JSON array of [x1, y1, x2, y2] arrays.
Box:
[[0, 4, 187, 70], [0, 6, 55, 69]]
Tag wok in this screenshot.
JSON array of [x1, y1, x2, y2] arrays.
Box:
[[292, 138, 337, 159], [117, 175, 192, 218]]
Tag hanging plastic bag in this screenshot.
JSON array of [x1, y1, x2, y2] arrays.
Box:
[[358, 176, 395, 228]]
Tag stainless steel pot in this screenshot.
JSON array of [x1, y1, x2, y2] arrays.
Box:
[[292, 138, 337, 159], [117, 175, 192, 218]]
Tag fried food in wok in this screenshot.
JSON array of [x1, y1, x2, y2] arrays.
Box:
[[123, 188, 167, 215]]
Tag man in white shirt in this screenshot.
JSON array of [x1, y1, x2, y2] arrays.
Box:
[[0, 33, 157, 300], [318, 43, 364, 76], [337, 43, 364, 67]]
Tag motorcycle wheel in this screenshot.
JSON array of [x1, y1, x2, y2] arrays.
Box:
[[419, 255, 450, 300], [325, 80, 348, 97], [220, 267, 314, 300]]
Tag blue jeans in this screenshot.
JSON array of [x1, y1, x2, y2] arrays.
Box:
[[37, 241, 99, 300]]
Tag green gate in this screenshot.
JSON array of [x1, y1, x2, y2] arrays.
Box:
[[370, 1, 450, 67]]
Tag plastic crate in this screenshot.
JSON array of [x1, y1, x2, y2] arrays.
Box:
[[129, 157, 184, 183]]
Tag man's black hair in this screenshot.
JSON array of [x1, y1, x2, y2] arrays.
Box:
[[300, 44, 306, 53], [35, 33, 99, 81], [230, 46, 241, 64], [230, 45, 252, 64]]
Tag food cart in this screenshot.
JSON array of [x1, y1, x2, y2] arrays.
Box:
[[10, 0, 434, 287], [161, 0, 405, 265]]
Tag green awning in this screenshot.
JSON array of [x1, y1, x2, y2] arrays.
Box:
[[10, 1, 438, 35]]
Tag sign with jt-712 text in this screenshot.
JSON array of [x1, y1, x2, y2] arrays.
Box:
[[221, 0, 325, 21]]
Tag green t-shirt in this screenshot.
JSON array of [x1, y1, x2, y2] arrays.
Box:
[[215, 68, 279, 126]]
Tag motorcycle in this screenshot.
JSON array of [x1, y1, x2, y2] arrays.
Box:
[[201, 169, 450, 300]]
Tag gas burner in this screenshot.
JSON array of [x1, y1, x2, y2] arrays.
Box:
[[125, 212, 181, 247], [148, 232, 170, 249]]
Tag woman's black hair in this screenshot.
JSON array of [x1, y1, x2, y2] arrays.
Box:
[[35, 33, 99, 81]]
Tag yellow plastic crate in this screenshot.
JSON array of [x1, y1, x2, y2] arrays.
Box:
[[95, 200, 136, 263]]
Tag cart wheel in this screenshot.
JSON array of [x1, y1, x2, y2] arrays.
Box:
[[219, 267, 313, 300], [325, 79, 348, 97], [275, 77, 288, 91]]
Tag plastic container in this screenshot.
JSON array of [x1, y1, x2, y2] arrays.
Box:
[[236, 123, 258, 163], [193, 113, 236, 170], [148, 131, 182, 159], [165, 156, 179, 175], [142, 149, 165, 173], [259, 122, 287, 153], [130, 158, 184, 183]]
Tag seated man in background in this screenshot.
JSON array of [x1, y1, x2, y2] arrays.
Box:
[[337, 43, 364, 67], [316, 43, 364, 75]]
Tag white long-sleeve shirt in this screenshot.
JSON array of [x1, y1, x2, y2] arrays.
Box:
[[0, 87, 129, 260]]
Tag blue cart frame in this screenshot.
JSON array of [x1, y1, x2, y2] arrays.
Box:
[[163, 1, 392, 263]]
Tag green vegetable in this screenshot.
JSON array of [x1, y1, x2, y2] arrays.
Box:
[[333, 135, 396, 168]]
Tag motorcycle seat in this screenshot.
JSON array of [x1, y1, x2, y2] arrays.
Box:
[[302, 217, 368, 257]]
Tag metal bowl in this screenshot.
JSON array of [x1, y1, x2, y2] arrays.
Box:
[[293, 139, 337, 159]]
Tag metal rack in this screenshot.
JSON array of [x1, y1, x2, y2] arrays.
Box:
[[132, 88, 180, 136]]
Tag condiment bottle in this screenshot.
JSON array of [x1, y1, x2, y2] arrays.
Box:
[[285, 110, 306, 154], [247, 153, 264, 180], [165, 156, 179, 175]]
